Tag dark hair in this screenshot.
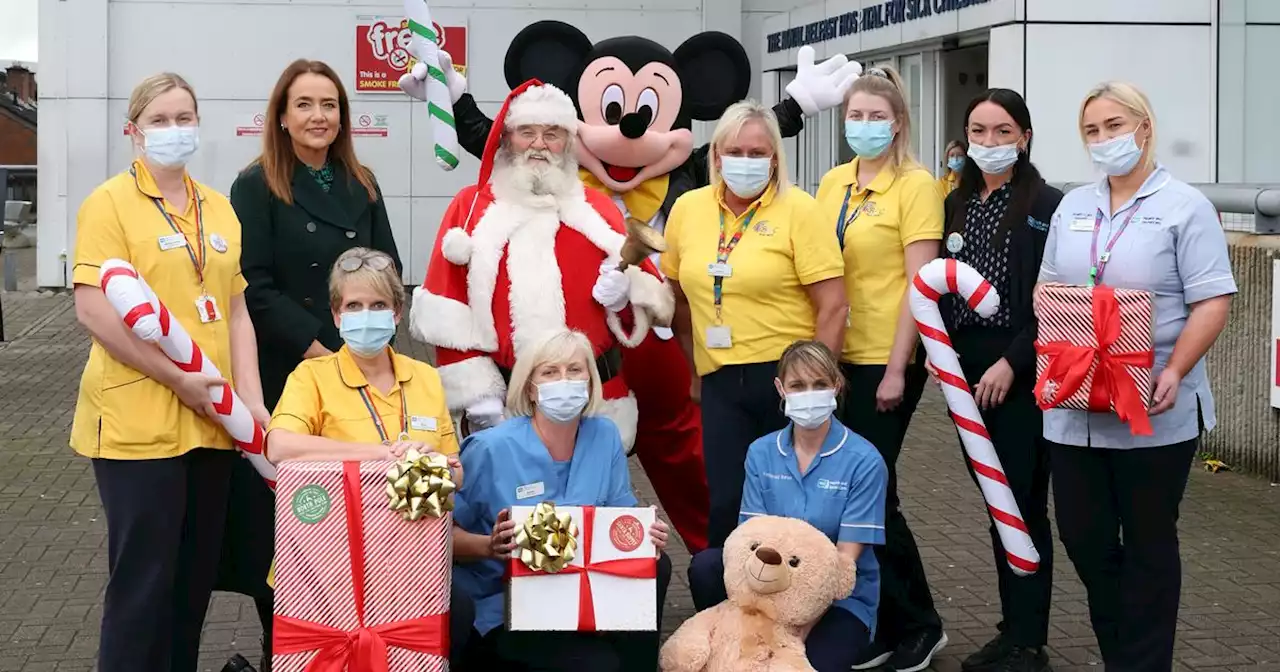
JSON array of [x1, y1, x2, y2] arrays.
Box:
[[945, 88, 1044, 248], [252, 59, 377, 205]]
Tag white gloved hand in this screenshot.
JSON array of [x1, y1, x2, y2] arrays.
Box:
[[398, 50, 468, 105], [465, 396, 506, 430], [785, 46, 863, 117], [592, 262, 631, 313]]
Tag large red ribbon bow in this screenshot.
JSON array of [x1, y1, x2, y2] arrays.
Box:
[[1034, 285, 1155, 436], [509, 506, 657, 631], [273, 462, 449, 672]]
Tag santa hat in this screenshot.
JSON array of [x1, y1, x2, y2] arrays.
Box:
[[439, 79, 580, 266]]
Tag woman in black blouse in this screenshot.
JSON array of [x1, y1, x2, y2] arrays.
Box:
[[938, 89, 1061, 672]]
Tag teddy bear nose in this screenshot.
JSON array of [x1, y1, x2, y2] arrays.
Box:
[[755, 546, 783, 566]]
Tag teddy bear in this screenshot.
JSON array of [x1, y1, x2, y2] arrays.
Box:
[[659, 515, 856, 672]]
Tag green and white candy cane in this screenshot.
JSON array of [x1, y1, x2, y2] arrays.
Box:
[[404, 0, 459, 170]]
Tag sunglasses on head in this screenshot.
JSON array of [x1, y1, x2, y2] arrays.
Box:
[[338, 254, 393, 273]]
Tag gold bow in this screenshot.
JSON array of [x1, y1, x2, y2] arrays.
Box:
[[514, 502, 579, 573], [384, 449, 456, 520]]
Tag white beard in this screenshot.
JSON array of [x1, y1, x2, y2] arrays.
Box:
[[491, 145, 580, 204]]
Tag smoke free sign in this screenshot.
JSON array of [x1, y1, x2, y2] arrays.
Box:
[[355, 16, 467, 93]]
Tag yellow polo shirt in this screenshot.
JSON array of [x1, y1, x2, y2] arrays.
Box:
[[71, 160, 247, 460], [661, 183, 844, 376], [815, 159, 943, 365], [269, 346, 459, 456], [937, 171, 960, 198]]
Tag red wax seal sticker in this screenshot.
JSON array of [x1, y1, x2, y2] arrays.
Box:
[[609, 514, 645, 552]]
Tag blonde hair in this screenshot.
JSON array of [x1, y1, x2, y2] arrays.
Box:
[[1079, 81, 1157, 169], [505, 330, 606, 418], [127, 72, 198, 123], [708, 99, 791, 196], [943, 139, 966, 163], [846, 64, 922, 170], [328, 247, 405, 312], [777, 340, 845, 391]]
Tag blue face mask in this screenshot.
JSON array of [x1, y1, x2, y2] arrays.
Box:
[[720, 156, 772, 199], [140, 125, 200, 167], [844, 120, 894, 159], [339, 309, 396, 358], [947, 156, 966, 173], [784, 389, 838, 430], [1089, 131, 1144, 177], [536, 379, 590, 423]]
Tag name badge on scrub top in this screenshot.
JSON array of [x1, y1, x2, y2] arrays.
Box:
[[410, 415, 437, 432], [705, 325, 732, 349], [1069, 217, 1095, 232], [707, 263, 733, 278], [158, 233, 187, 251], [515, 482, 545, 500], [195, 295, 221, 323]]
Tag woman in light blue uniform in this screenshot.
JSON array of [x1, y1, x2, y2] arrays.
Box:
[[1039, 82, 1236, 671], [686, 340, 888, 672], [449, 329, 673, 672]]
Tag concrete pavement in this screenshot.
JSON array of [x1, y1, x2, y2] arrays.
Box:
[[1, 290, 1278, 671]]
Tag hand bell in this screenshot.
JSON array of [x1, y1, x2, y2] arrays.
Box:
[[617, 217, 667, 271]]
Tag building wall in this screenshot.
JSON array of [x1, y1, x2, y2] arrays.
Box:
[[36, 0, 750, 288], [0, 110, 37, 166]]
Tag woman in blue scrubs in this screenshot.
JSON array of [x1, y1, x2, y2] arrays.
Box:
[[450, 329, 673, 672], [686, 340, 888, 671]]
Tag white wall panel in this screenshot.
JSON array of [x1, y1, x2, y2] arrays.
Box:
[[1024, 0, 1210, 24]]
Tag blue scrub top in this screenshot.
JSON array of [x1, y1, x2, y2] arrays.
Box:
[[739, 419, 888, 634], [452, 415, 638, 635]]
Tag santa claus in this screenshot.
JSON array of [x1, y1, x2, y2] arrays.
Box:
[[410, 80, 673, 446]]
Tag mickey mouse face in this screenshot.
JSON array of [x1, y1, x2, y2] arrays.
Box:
[[502, 22, 753, 194]]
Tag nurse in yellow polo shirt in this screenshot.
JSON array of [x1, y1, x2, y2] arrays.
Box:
[[814, 66, 946, 670], [69, 73, 269, 672], [662, 99, 848, 550]]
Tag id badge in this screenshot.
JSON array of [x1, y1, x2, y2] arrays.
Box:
[[158, 233, 187, 251], [707, 262, 733, 278], [705, 325, 732, 349], [410, 415, 438, 432], [1069, 218, 1095, 232], [195, 295, 222, 323]]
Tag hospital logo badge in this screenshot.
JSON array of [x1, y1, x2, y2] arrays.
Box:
[[752, 220, 776, 236]]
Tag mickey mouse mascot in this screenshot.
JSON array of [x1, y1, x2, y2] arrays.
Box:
[[402, 22, 859, 554]]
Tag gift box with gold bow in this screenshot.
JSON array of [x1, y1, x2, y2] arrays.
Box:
[[273, 454, 456, 671], [506, 503, 658, 631]]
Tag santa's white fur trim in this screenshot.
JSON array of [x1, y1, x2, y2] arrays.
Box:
[[505, 84, 580, 135], [436, 356, 507, 412], [440, 228, 473, 265], [595, 393, 639, 453], [624, 266, 675, 327], [410, 286, 496, 352]]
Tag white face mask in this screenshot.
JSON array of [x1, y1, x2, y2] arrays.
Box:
[[1089, 131, 1144, 177], [139, 124, 200, 167], [784, 389, 838, 430], [720, 156, 772, 199], [535, 379, 590, 423], [967, 142, 1020, 175]]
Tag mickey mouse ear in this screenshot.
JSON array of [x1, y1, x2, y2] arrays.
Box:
[[674, 32, 752, 122], [504, 21, 593, 92]]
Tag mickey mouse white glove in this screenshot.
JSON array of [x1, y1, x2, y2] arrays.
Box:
[[398, 49, 468, 105], [592, 262, 631, 313], [785, 46, 863, 117]]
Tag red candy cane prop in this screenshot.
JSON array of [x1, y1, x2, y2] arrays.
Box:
[[99, 259, 277, 489], [908, 258, 1039, 575]]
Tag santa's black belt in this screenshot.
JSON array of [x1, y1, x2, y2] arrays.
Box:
[[498, 346, 623, 386]]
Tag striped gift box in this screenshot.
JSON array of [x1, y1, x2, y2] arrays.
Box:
[[274, 461, 451, 672], [1033, 283, 1156, 415]]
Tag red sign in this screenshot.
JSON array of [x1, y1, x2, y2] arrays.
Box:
[[608, 514, 645, 552], [355, 17, 467, 93], [351, 112, 390, 138], [236, 113, 266, 137]]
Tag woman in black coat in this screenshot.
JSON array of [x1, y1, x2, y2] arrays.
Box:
[[937, 89, 1062, 672], [218, 58, 401, 672]]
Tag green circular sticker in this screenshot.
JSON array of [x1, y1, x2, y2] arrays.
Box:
[[292, 484, 332, 524]]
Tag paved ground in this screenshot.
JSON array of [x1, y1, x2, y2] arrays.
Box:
[[2, 290, 1279, 671]]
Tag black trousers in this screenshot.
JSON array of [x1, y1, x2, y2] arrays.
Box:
[[94, 448, 237, 672], [837, 356, 941, 644], [462, 553, 673, 672], [215, 458, 276, 663], [700, 361, 789, 549], [687, 548, 873, 671], [953, 329, 1053, 648], [1051, 438, 1198, 672]]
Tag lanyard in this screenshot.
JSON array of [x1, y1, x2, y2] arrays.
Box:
[[1089, 196, 1148, 287], [713, 205, 758, 323], [836, 186, 872, 249], [357, 386, 409, 444], [133, 167, 207, 292]]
